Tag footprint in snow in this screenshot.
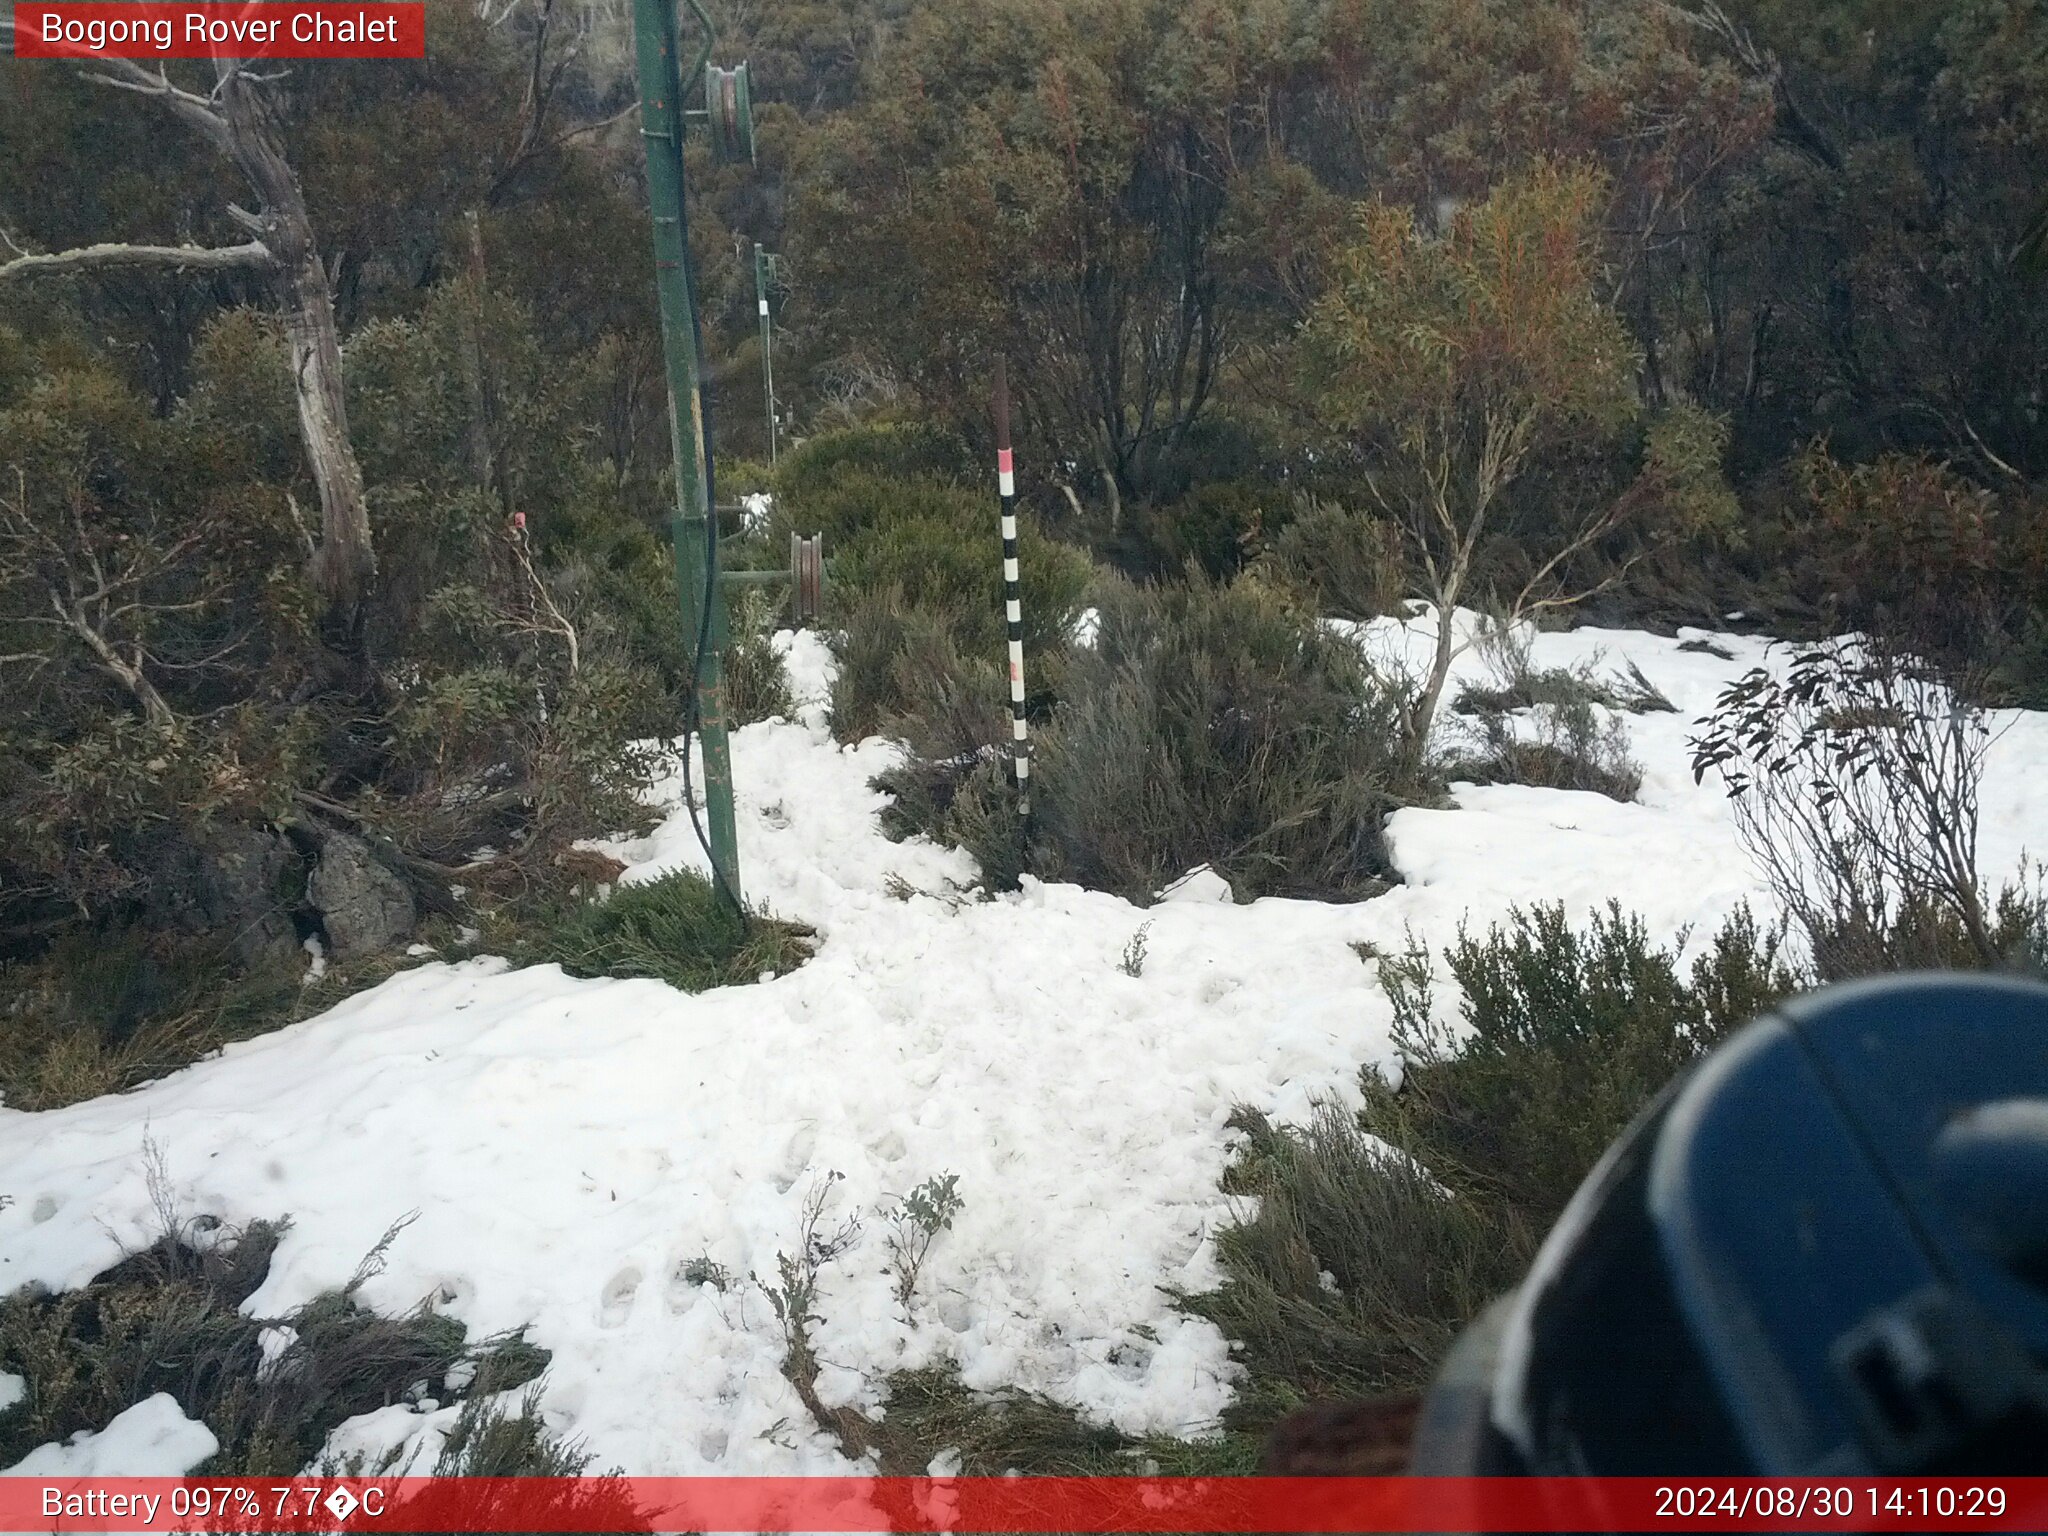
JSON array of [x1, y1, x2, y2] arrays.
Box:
[[771, 1122, 818, 1193], [597, 1266, 642, 1329]]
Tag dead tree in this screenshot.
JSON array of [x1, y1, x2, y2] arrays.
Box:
[[0, 43, 376, 674]]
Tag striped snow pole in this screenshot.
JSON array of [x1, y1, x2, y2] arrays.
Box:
[[993, 360, 1030, 817]]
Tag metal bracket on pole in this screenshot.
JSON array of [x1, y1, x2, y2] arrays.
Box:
[[714, 531, 827, 626]]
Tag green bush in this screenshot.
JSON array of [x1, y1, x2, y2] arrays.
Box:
[[1154, 481, 1292, 581], [524, 869, 813, 992], [830, 588, 1015, 752], [1184, 1104, 1533, 1421], [772, 422, 977, 513], [771, 469, 973, 551], [830, 494, 1090, 662], [0, 298, 675, 1027], [723, 587, 797, 727], [1256, 500, 1407, 622], [1807, 883, 2048, 983], [1371, 903, 1797, 1224], [821, 478, 1091, 747], [874, 753, 1030, 889], [1023, 576, 1416, 902], [1175, 904, 1797, 1439], [0, 920, 488, 1112], [1442, 632, 1666, 801], [864, 1364, 1257, 1476], [361, 1387, 651, 1531]]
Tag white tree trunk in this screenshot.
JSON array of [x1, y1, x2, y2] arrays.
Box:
[[214, 71, 374, 663]]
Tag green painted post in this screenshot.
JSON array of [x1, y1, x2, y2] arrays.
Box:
[[754, 242, 777, 465], [631, 0, 742, 903]]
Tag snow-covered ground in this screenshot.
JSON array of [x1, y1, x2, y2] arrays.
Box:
[[5, 1397, 217, 1478], [2, 610, 2043, 1475]]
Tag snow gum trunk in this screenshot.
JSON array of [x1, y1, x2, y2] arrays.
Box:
[[219, 66, 376, 665]]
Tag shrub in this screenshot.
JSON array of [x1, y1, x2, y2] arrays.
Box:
[[1690, 637, 2045, 978], [830, 589, 1015, 754], [723, 587, 797, 728], [772, 469, 978, 552], [822, 483, 1091, 747], [1372, 903, 1797, 1224], [0, 1216, 548, 1476], [819, 481, 1105, 651], [1442, 696, 1644, 802], [354, 1386, 654, 1534], [524, 869, 813, 992], [873, 752, 1031, 890], [771, 422, 977, 513], [1023, 576, 1416, 902], [1258, 501, 1407, 622], [1796, 450, 2034, 679], [0, 301, 675, 1017], [1803, 885, 2048, 980], [864, 1365, 1258, 1477], [829, 492, 1090, 663], [1441, 628, 1662, 801], [1452, 632, 1673, 717], [1182, 1105, 1534, 1423], [1153, 481, 1291, 581], [883, 1172, 965, 1314], [0, 921, 481, 1112]]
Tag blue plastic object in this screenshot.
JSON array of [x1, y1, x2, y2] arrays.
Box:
[[1413, 974, 2048, 1475]]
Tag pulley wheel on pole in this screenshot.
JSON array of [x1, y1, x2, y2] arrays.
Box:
[[789, 532, 826, 624], [705, 63, 756, 166]]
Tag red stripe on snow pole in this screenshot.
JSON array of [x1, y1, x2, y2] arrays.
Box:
[[994, 359, 1029, 818]]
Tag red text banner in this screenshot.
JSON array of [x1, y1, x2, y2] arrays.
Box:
[[0, 1476, 2043, 1533], [12, 4, 425, 60]]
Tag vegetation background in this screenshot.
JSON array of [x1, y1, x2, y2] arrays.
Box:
[[2, 0, 2046, 1477]]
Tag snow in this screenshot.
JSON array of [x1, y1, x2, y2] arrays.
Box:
[[1157, 866, 1234, 905], [301, 934, 328, 987], [0, 1372, 21, 1414], [0, 608, 2042, 1478], [4, 1393, 218, 1477], [770, 627, 837, 727]]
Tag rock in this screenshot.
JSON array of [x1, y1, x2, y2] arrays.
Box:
[[308, 831, 416, 958], [150, 823, 301, 970]]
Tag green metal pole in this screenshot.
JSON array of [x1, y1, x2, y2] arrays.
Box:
[[632, 0, 742, 903], [755, 242, 776, 465]]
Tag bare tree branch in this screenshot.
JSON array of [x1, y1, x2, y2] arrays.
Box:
[[0, 238, 272, 284], [506, 523, 580, 674], [53, 49, 238, 148]]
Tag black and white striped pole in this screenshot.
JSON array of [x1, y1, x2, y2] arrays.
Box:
[[993, 360, 1030, 818], [754, 242, 778, 465]]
